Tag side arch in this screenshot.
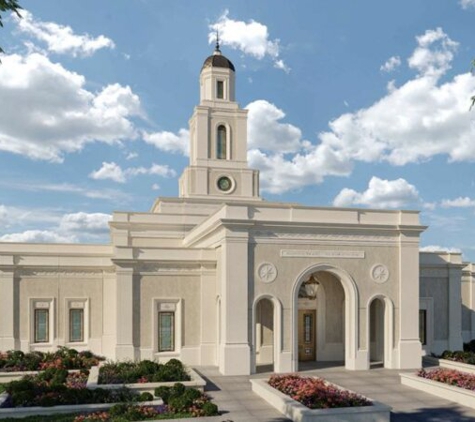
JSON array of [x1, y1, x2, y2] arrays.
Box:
[[366, 294, 395, 368], [251, 294, 283, 373]]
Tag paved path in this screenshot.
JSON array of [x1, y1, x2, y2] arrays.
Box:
[[159, 363, 475, 422]]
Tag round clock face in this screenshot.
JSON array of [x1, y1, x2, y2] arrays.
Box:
[[217, 176, 233, 192]]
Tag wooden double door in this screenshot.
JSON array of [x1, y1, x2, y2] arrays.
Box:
[[298, 309, 316, 361]]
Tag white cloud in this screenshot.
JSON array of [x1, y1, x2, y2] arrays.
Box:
[[408, 28, 458, 78], [380, 56, 401, 72], [152, 183, 160, 191], [317, 28, 475, 167], [143, 129, 190, 156], [90, 162, 126, 183], [89, 162, 176, 183], [460, 0, 475, 9], [14, 10, 115, 57], [126, 152, 138, 160], [246, 100, 305, 152], [0, 52, 142, 162], [420, 245, 462, 253], [441, 197, 475, 208], [0, 230, 76, 243], [333, 177, 420, 209], [59, 212, 111, 233], [248, 145, 352, 194], [209, 10, 288, 72]]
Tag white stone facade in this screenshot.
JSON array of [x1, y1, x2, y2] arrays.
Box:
[[0, 47, 473, 375]]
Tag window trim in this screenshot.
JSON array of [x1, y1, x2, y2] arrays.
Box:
[[158, 311, 175, 352], [30, 298, 55, 346], [153, 299, 182, 357]]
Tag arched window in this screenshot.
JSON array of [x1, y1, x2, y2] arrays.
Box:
[[217, 125, 227, 159]]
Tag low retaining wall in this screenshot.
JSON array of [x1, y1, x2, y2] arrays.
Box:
[[0, 399, 163, 419], [438, 359, 475, 375], [87, 366, 206, 392], [251, 378, 391, 422], [400, 373, 475, 410]]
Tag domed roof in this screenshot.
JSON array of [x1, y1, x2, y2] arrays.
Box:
[[201, 45, 235, 72]]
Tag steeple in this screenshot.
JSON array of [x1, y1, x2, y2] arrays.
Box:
[[178, 44, 261, 201]]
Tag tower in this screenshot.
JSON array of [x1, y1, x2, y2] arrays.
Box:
[[179, 42, 261, 201]]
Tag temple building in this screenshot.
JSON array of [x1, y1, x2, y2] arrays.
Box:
[[0, 45, 474, 375]]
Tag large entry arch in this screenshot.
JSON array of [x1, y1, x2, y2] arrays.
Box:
[[291, 264, 366, 371]]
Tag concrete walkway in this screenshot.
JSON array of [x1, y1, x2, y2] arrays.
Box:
[[159, 363, 475, 422]]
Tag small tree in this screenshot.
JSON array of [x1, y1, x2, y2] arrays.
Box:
[[0, 0, 22, 54]]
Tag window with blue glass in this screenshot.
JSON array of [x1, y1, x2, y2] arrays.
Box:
[[216, 125, 227, 159], [34, 309, 49, 343], [69, 308, 84, 342], [158, 312, 174, 352]]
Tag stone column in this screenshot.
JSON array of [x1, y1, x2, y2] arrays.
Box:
[[199, 265, 217, 365], [448, 265, 463, 350], [397, 233, 422, 368], [0, 268, 18, 350], [218, 235, 251, 375], [115, 266, 136, 360]]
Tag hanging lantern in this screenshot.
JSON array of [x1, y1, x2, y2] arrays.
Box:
[[302, 274, 320, 299]]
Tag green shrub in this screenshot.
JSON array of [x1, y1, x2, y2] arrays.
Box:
[[168, 395, 194, 413], [108, 403, 129, 416], [154, 386, 171, 403], [202, 401, 219, 416], [138, 391, 154, 402]]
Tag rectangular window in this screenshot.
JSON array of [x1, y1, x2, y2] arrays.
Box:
[[217, 80, 224, 99], [159, 312, 174, 352], [419, 309, 427, 346], [34, 309, 49, 343], [69, 308, 84, 342]]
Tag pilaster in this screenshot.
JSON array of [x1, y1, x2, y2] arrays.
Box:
[[448, 266, 463, 350], [218, 234, 250, 375], [397, 234, 422, 368], [0, 268, 18, 350], [115, 266, 136, 360]]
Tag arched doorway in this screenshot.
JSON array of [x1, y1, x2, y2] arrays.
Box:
[[292, 264, 362, 371], [369, 298, 385, 365], [255, 298, 274, 371], [367, 295, 394, 368]]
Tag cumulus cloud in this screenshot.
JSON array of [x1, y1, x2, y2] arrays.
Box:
[[89, 162, 176, 183], [209, 10, 289, 72], [420, 245, 462, 253], [90, 162, 126, 183], [333, 177, 420, 209], [59, 212, 111, 233], [460, 0, 475, 9], [14, 10, 115, 57], [248, 145, 352, 194], [0, 209, 112, 244], [246, 100, 306, 152], [317, 28, 475, 167], [380, 56, 401, 72], [441, 197, 475, 208], [143, 129, 190, 156], [0, 53, 142, 162], [0, 230, 76, 243]]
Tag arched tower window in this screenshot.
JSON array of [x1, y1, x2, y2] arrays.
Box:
[[217, 125, 227, 159]]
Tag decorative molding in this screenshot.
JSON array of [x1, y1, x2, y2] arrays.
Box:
[[257, 262, 278, 283], [19, 270, 106, 278], [280, 249, 365, 259], [138, 264, 215, 274], [370, 264, 389, 284], [254, 231, 396, 242]]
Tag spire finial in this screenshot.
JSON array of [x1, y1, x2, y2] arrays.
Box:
[[215, 30, 220, 52]]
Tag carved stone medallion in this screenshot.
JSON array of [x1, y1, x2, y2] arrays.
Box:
[[257, 262, 277, 283], [371, 264, 389, 284]]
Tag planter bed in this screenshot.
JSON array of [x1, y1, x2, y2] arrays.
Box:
[[0, 348, 104, 374], [438, 359, 475, 375], [251, 375, 391, 422], [87, 359, 206, 392], [400, 368, 475, 410]]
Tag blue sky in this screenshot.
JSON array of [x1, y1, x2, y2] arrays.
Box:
[[1, 0, 475, 261]]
